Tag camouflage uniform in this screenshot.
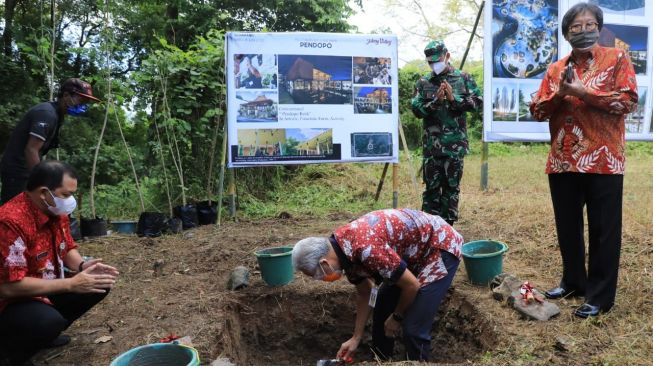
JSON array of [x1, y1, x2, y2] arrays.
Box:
[[411, 40, 482, 225]]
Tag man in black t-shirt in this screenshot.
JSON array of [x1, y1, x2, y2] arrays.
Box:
[[0, 78, 101, 204]]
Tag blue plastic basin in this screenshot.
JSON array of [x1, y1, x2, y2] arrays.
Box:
[[110, 343, 199, 366], [112, 220, 138, 234], [461, 240, 509, 286]]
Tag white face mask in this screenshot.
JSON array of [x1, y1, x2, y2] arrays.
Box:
[[431, 61, 447, 75], [45, 189, 77, 216]]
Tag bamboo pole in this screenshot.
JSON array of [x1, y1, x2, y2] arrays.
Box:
[[398, 120, 419, 195], [457, 0, 489, 191], [153, 98, 174, 216], [374, 163, 389, 202], [112, 107, 145, 212], [158, 76, 187, 206], [49, 0, 56, 101], [89, 0, 112, 218], [228, 169, 236, 220], [216, 122, 228, 226], [50, 0, 59, 161], [206, 62, 225, 204]]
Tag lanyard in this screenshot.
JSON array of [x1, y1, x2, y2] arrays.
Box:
[[50, 225, 65, 279]]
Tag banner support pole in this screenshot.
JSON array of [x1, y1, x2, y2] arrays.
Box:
[[228, 169, 237, 220], [457, 0, 488, 192], [398, 119, 420, 196], [392, 163, 399, 208], [481, 141, 489, 191]]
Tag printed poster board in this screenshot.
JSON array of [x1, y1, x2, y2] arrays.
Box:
[[484, 0, 653, 142], [226, 32, 400, 167]]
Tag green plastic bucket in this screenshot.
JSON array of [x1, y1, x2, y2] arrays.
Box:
[[109, 343, 199, 366], [255, 246, 294, 287], [461, 240, 509, 286]]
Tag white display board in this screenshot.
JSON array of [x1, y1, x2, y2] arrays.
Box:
[[226, 32, 400, 167], [484, 0, 653, 142]]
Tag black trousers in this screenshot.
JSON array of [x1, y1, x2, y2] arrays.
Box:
[[548, 173, 623, 311], [0, 173, 27, 205], [372, 251, 459, 361], [0, 292, 108, 364]]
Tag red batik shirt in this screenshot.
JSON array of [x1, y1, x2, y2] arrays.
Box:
[[0, 192, 77, 312], [332, 209, 463, 286], [530, 46, 638, 175]]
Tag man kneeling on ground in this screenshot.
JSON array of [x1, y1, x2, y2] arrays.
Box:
[[0, 160, 119, 366], [292, 208, 463, 362]]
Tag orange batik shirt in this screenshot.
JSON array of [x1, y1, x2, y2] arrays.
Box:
[[530, 46, 638, 175]]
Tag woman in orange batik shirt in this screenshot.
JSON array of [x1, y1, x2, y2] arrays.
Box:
[[530, 3, 638, 318]]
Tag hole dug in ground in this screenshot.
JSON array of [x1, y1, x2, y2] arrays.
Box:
[[219, 287, 497, 365]]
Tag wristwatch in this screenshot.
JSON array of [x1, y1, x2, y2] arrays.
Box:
[[391, 312, 404, 323]]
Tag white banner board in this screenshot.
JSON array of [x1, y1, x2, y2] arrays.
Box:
[[484, 0, 653, 142], [226, 32, 400, 167]]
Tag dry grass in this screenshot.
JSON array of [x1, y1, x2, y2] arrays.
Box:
[[31, 144, 651, 366], [372, 145, 653, 366]]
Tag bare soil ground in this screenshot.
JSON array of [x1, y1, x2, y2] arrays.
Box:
[[33, 218, 498, 366], [32, 150, 653, 365]]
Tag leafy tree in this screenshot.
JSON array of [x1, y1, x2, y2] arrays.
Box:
[[0, 0, 362, 217]]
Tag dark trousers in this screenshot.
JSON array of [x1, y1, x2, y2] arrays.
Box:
[[372, 250, 459, 361], [548, 173, 623, 311], [0, 173, 27, 205], [0, 292, 108, 364], [422, 157, 464, 225]]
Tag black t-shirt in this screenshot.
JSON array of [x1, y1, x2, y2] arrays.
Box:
[[0, 102, 63, 178]]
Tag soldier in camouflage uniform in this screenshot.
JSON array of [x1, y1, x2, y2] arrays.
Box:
[[411, 40, 482, 225]]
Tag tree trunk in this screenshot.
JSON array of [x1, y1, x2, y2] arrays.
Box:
[[165, 3, 179, 45], [2, 0, 18, 56]]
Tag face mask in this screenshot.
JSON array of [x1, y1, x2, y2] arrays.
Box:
[[67, 104, 88, 116], [44, 189, 77, 216], [568, 30, 599, 50], [431, 61, 447, 75], [315, 262, 343, 282]]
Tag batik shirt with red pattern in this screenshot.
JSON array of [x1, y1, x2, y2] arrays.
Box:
[[333, 209, 463, 286], [0, 192, 77, 312], [530, 46, 638, 175]]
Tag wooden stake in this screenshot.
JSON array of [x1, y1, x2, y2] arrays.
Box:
[[374, 163, 389, 202], [398, 119, 420, 196]]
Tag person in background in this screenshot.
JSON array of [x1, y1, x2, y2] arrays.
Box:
[[0, 78, 101, 205], [292, 208, 463, 362], [411, 40, 482, 226], [0, 161, 119, 366], [530, 3, 637, 318]]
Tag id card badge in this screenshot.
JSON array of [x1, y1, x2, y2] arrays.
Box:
[[368, 286, 378, 308], [59, 259, 65, 279]]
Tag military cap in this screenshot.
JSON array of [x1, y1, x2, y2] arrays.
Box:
[[424, 40, 448, 63]]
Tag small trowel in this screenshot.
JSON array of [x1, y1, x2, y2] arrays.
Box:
[[316, 357, 352, 366]]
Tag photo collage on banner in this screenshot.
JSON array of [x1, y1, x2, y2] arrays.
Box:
[[486, 0, 560, 141], [589, 0, 653, 135], [484, 0, 653, 141], [226, 33, 399, 167]]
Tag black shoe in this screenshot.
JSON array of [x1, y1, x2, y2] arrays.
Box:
[[46, 334, 71, 348], [544, 287, 583, 299], [574, 303, 600, 318]]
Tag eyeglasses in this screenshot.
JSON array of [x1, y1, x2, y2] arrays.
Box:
[[569, 22, 598, 34]]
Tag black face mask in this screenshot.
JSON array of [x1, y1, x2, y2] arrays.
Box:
[[568, 30, 600, 50]]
